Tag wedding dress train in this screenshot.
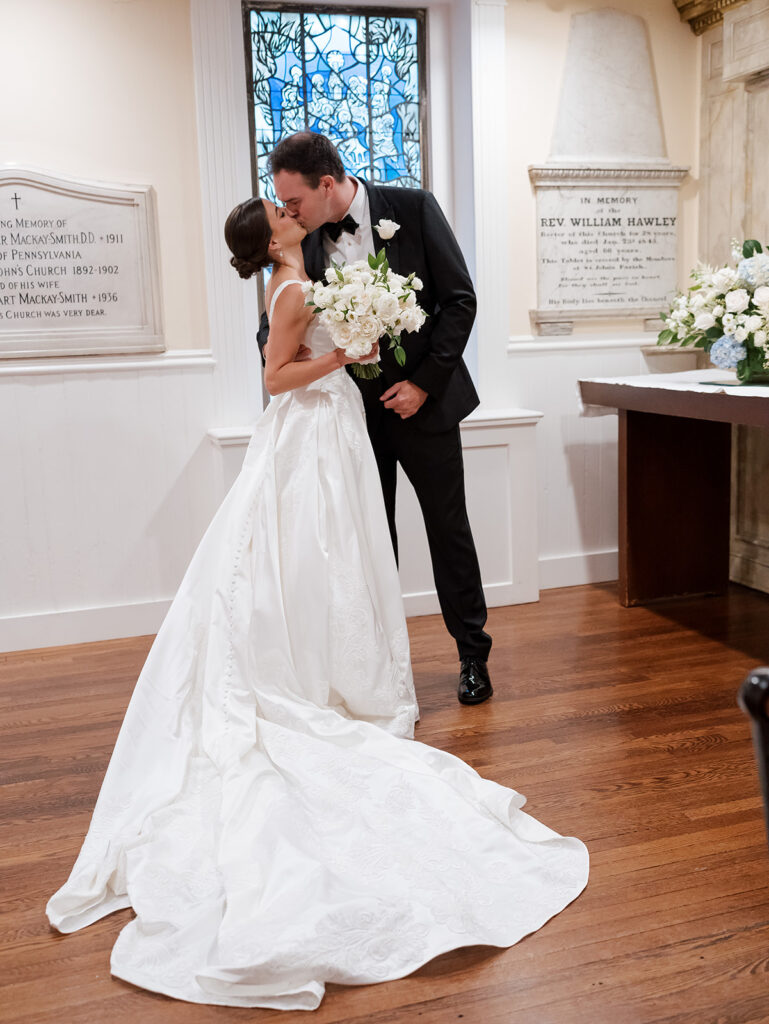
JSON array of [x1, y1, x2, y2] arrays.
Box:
[[47, 282, 589, 1009]]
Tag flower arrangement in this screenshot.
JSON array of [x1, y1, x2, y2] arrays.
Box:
[[303, 247, 427, 379], [657, 239, 769, 384]]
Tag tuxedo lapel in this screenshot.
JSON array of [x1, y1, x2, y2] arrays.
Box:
[[363, 181, 401, 273], [302, 230, 325, 282]]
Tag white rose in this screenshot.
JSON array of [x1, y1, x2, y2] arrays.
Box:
[[712, 266, 740, 292], [693, 312, 716, 331], [333, 322, 355, 347], [339, 281, 365, 303], [398, 307, 426, 334], [312, 285, 335, 308], [325, 266, 339, 284], [374, 219, 400, 240], [754, 285, 769, 307], [725, 288, 750, 313], [373, 291, 401, 322], [712, 305, 724, 318], [734, 326, 748, 341], [755, 330, 767, 347], [351, 311, 381, 342], [746, 314, 764, 332], [410, 276, 423, 291], [691, 293, 706, 310]]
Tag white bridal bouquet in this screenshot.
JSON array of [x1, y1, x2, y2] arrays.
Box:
[[657, 238, 769, 384], [302, 247, 427, 379]]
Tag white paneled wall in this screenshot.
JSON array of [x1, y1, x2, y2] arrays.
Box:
[[0, 357, 219, 652], [397, 410, 542, 615], [503, 339, 700, 588]]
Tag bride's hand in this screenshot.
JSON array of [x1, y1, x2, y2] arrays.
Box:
[[337, 342, 380, 367]]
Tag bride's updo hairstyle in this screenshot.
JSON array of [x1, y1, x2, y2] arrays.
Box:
[[224, 198, 272, 279]]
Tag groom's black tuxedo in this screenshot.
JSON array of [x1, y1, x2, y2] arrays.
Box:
[[300, 182, 480, 434], [258, 181, 491, 663]]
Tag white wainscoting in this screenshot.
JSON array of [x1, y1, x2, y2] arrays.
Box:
[[0, 360, 219, 653], [398, 408, 542, 615], [500, 335, 701, 591], [208, 407, 543, 619]]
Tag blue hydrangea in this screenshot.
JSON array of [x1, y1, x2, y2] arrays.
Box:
[[709, 334, 747, 369], [737, 253, 769, 287]]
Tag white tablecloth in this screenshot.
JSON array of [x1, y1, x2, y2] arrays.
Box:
[[578, 368, 769, 415]]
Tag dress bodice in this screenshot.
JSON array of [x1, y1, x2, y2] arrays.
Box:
[[268, 278, 336, 359]]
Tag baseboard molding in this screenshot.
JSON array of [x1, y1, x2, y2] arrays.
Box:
[[538, 549, 618, 590], [0, 600, 172, 655], [403, 580, 538, 618], [2, 578, 540, 653]]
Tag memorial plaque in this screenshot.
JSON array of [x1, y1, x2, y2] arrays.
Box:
[[0, 168, 163, 358], [528, 166, 688, 334]]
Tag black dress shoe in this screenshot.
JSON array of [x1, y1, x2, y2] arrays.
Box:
[[457, 657, 493, 705]]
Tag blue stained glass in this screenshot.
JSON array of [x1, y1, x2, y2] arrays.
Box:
[[248, 7, 424, 202]]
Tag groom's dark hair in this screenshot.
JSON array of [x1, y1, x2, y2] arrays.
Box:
[[268, 132, 346, 188]]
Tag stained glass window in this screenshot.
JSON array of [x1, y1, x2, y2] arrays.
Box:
[[244, 4, 427, 202]]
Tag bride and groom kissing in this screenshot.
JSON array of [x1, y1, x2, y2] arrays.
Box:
[[46, 130, 588, 1011], [250, 130, 493, 706]]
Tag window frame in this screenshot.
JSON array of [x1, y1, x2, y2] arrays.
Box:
[[241, 1, 431, 202]]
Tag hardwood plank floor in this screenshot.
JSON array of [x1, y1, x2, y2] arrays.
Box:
[[2, 582, 769, 1024]]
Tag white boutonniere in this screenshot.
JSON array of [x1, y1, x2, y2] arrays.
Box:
[[374, 219, 400, 240]]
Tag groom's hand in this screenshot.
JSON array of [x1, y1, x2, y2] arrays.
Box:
[[381, 380, 428, 419]]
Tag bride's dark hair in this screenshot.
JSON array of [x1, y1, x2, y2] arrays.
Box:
[[224, 198, 273, 279]]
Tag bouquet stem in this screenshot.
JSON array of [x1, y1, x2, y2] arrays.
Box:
[[350, 362, 382, 380]]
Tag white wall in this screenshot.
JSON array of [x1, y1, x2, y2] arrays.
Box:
[[0, 0, 220, 652], [479, 0, 702, 588]]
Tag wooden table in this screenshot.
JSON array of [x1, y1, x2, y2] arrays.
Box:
[[578, 370, 769, 606]]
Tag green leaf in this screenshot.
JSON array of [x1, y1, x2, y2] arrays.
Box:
[[705, 326, 722, 340], [743, 239, 763, 258], [657, 329, 674, 344], [394, 345, 406, 367], [335, 266, 344, 283], [368, 253, 378, 269]]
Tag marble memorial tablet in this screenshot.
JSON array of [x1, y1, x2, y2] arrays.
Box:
[[0, 168, 163, 358], [528, 167, 688, 334]]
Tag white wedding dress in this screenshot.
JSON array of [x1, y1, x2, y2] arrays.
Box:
[[46, 281, 589, 1010]]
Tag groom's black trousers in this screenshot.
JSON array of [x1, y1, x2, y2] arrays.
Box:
[[364, 402, 492, 663]]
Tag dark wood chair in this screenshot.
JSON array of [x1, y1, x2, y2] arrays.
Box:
[[738, 667, 769, 851]]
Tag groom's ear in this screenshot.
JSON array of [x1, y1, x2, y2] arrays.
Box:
[[318, 174, 335, 196]]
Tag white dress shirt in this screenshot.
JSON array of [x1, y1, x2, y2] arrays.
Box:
[[322, 177, 376, 267]]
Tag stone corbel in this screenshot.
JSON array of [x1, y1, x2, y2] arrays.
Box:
[[673, 0, 748, 36]]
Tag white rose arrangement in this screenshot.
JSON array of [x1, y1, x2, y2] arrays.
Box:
[[657, 238, 769, 383], [302, 244, 427, 379]]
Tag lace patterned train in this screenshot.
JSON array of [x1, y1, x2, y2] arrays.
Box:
[[46, 316, 588, 1010]]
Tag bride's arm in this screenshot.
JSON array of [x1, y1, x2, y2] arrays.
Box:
[[263, 289, 344, 395]]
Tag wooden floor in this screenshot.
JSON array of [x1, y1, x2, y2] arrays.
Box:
[[2, 582, 769, 1024]]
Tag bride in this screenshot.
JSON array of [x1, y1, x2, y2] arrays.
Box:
[[46, 197, 589, 1011]]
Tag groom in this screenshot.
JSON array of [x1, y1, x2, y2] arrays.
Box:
[[262, 131, 492, 705]]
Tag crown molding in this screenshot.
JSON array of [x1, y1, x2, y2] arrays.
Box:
[[673, 0, 748, 36], [528, 164, 690, 186]]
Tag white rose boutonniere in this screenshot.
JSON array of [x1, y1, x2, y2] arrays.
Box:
[[374, 219, 400, 240]]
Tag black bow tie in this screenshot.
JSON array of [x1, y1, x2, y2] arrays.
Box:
[[323, 214, 358, 242]]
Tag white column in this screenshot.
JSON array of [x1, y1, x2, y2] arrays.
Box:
[[470, 0, 510, 408], [190, 0, 263, 426]]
